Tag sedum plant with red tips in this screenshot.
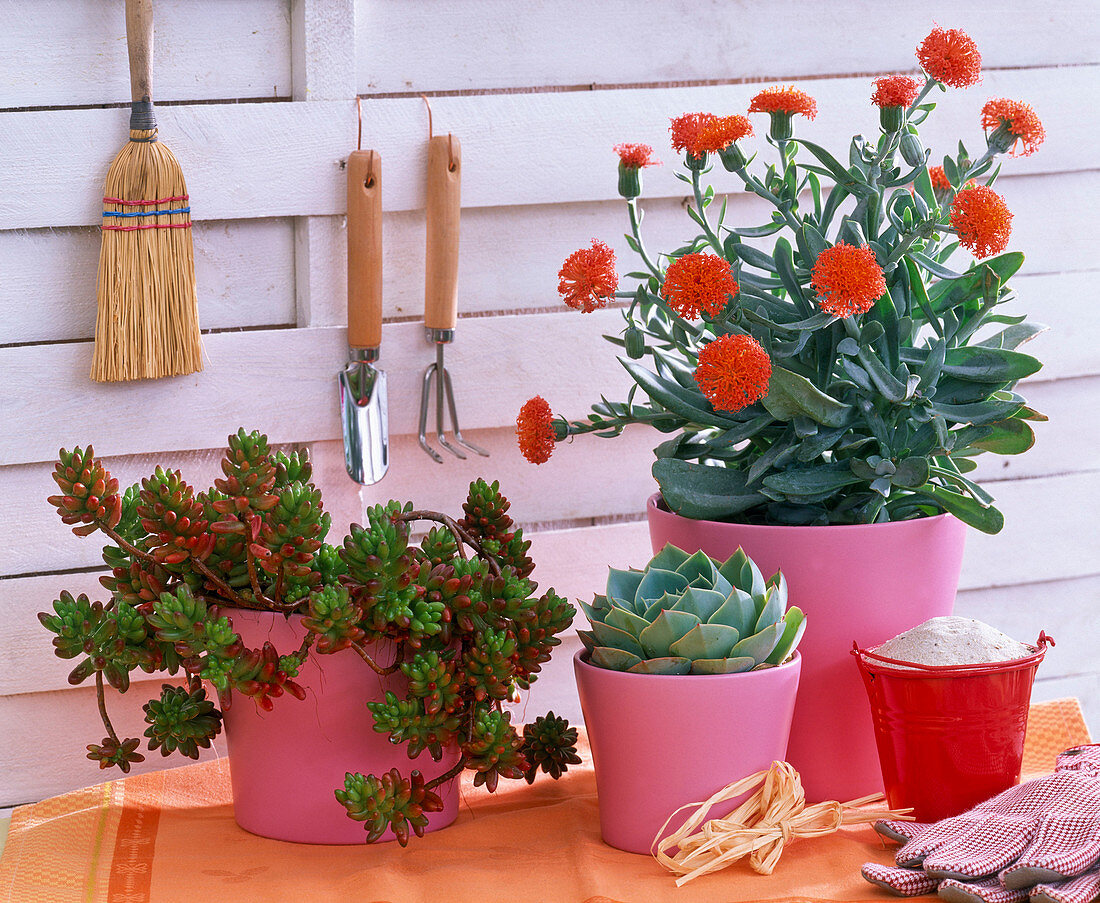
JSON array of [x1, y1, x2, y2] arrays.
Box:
[[522, 27, 1050, 535], [40, 430, 577, 843]]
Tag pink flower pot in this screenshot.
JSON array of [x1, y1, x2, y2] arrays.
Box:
[[573, 649, 801, 854], [646, 493, 966, 803], [221, 609, 460, 844]]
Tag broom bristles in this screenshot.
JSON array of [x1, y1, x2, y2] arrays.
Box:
[[91, 128, 203, 382]]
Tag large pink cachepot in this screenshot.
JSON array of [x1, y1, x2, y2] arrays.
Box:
[[574, 649, 801, 854], [647, 493, 966, 803], [221, 609, 460, 844]]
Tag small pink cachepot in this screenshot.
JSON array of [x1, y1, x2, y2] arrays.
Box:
[[647, 493, 966, 803], [221, 608, 460, 844], [574, 648, 801, 854]]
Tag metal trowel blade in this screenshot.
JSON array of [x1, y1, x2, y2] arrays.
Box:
[[339, 363, 389, 485]]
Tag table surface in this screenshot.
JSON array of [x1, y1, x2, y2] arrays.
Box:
[[0, 698, 1090, 903]]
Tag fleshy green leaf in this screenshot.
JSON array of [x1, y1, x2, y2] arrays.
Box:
[[628, 657, 693, 675], [669, 623, 741, 661], [765, 608, 806, 665], [590, 620, 646, 658], [762, 367, 852, 428], [709, 589, 757, 636], [589, 647, 644, 671], [671, 587, 727, 622], [638, 609, 702, 658], [729, 622, 785, 664], [653, 459, 767, 520], [691, 656, 757, 674], [605, 568, 644, 607]]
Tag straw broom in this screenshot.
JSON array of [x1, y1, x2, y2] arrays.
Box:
[[91, 0, 202, 382]]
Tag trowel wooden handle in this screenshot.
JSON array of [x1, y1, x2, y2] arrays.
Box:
[[347, 149, 383, 349], [125, 0, 154, 103], [425, 134, 461, 332]]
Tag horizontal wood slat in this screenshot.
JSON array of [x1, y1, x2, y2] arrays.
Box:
[[0, 67, 1090, 229], [5, 366, 1091, 578], [357, 2, 1100, 93], [0, 684, 221, 807], [9, 180, 1096, 355], [3, 219, 296, 344], [0, 310, 638, 467], [6, 475, 1097, 697], [1, 426, 657, 577], [3, 0, 290, 109]]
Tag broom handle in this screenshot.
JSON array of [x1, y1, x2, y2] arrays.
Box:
[[424, 135, 461, 333], [347, 150, 383, 351], [125, 0, 154, 104]]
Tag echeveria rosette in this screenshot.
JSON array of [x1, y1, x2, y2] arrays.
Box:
[[526, 26, 1046, 536], [579, 543, 805, 675]]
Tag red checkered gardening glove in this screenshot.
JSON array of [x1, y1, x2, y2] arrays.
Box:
[[861, 746, 1100, 900]]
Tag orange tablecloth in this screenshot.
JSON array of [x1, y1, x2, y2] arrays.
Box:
[[0, 698, 1090, 903]]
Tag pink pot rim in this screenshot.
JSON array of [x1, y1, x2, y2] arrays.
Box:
[[647, 492, 959, 534], [574, 648, 800, 686]]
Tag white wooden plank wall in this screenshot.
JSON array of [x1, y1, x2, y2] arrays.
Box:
[[1, 0, 1096, 805]]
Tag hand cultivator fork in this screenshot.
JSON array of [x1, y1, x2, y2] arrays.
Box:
[[417, 131, 489, 463]]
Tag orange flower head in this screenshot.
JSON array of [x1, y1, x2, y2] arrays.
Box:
[[669, 112, 720, 158], [748, 86, 818, 120], [694, 335, 772, 414], [614, 143, 659, 169], [516, 396, 557, 465], [558, 240, 619, 313], [929, 165, 951, 191], [951, 186, 1013, 259], [917, 27, 982, 88], [981, 98, 1045, 157], [705, 115, 754, 149], [871, 75, 921, 108], [810, 243, 887, 317], [661, 253, 739, 320]]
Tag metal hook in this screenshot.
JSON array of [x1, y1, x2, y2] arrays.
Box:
[[420, 93, 433, 139]]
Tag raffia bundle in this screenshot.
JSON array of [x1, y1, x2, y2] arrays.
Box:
[[652, 760, 912, 886]]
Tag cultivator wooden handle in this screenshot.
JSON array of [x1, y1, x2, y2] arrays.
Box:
[[346, 149, 383, 350], [424, 134, 461, 334]]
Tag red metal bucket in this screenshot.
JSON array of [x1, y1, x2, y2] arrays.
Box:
[[853, 633, 1052, 822]]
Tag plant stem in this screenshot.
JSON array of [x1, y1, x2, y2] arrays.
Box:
[[190, 556, 253, 609], [349, 641, 402, 675], [733, 168, 802, 232], [424, 757, 467, 791], [627, 199, 661, 278], [96, 671, 119, 744], [244, 547, 274, 608], [690, 169, 726, 255], [397, 510, 503, 578], [905, 79, 938, 118]]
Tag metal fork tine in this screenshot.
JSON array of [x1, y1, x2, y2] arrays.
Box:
[[433, 346, 466, 459], [417, 364, 444, 463], [442, 366, 490, 457]]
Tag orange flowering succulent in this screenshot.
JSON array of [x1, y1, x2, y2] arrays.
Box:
[[917, 26, 982, 89], [810, 244, 887, 318], [981, 98, 1045, 157], [614, 143, 659, 169], [661, 253, 739, 320], [871, 75, 920, 108], [748, 86, 818, 119], [516, 396, 557, 465], [928, 165, 951, 192], [951, 186, 1013, 259], [558, 240, 619, 313], [532, 28, 1044, 534], [693, 334, 772, 414]]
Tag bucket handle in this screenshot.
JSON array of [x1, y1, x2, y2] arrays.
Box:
[[852, 632, 1053, 676]]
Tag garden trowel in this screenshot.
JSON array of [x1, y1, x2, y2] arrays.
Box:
[[339, 149, 389, 484]]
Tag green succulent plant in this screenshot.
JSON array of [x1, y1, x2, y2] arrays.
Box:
[[579, 543, 805, 675]]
